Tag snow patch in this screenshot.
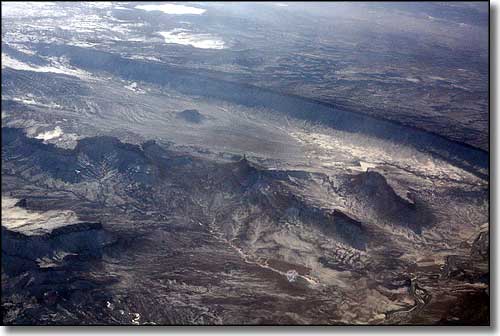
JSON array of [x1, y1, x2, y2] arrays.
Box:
[[158, 29, 225, 49], [85, 2, 112, 9], [2, 196, 81, 236], [131, 313, 141, 325], [12, 97, 62, 109], [136, 3, 206, 15], [35, 126, 63, 141], [124, 82, 145, 93], [1, 2, 61, 18], [359, 161, 377, 172], [406, 77, 420, 83], [2, 53, 91, 79]]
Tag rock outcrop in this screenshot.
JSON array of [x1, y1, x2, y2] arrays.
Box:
[[346, 170, 431, 233], [176, 109, 206, 123], [2, 197, 114, 275]]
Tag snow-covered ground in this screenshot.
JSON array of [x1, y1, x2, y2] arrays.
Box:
[[135, 3, 206, 15], [35, 126, 63, 141], [1, 2, 61, 18], [2, 197, 81, 236], [158, 29, 225, 49], [2, 53, 91, 79]]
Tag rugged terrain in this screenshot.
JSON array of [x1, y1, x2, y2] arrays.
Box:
[[1, 2, 489, 325]]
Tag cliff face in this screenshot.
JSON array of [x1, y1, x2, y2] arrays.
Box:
[[2, 223, 113, 274], [2, 197, 114, 275], [345, 170, 433, 233], [471, 230, 488, 261], [1, 127, 489, 325]]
